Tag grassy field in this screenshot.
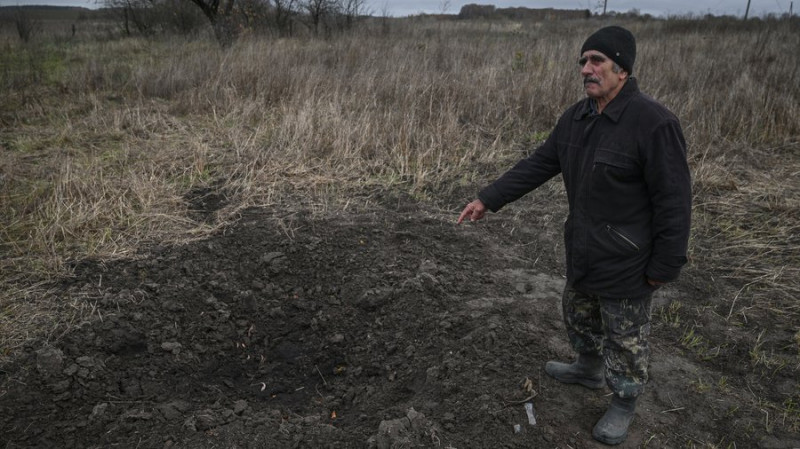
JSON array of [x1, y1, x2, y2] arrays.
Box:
[[1, 12, 798, 376]]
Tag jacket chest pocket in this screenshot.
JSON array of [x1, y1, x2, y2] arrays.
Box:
[[593, 148, 640, 181]]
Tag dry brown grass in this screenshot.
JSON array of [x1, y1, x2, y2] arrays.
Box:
[[1, 17, 798, 365]]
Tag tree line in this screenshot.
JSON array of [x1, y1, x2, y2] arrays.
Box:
[[103, 0, 370, 45]]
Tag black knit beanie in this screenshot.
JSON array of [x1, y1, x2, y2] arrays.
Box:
[[580, 26, 636, 75]]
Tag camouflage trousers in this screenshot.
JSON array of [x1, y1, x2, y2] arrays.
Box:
[[561, 285, 653, 398]]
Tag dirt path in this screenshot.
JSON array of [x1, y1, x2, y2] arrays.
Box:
[[1, 198, 798, 448]]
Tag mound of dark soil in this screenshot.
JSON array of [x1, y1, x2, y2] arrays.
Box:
[[1, 201, 797, 448]]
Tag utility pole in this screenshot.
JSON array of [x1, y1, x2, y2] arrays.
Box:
[[791, 1, 794, 16], [603, 0, 608, 15], [744, 0, 751, 19]]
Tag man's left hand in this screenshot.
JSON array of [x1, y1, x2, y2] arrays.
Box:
[[647, 279, 665, 287]]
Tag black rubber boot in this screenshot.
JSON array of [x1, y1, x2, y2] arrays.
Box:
[[544, 353, 605, 389], [592, 395, 637, 445]]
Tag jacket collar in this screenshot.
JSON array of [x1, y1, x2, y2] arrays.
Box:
[[573, 77, 639, 122]]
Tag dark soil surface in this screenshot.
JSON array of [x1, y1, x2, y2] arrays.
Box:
[[1, 195, 798, 448]]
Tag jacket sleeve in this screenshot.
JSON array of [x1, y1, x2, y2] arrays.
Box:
[[643, 119, 692, 282], [477, 129, 562, 212]]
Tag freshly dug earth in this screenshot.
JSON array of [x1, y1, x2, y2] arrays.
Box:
[[1, 197, 798, 448]]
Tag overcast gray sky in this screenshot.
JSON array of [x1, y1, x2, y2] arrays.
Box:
[[0, 0, 793, 18]]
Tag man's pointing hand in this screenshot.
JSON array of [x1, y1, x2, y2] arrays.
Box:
[[457, 199, 487, 224]]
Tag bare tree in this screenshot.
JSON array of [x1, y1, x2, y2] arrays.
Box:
[[108, 0, 159, 35], [272, 0, 297, 36], [300, 0, 334, 35], [187, 0, 240, 46], [337, 0, 369, 30], [236, 0, 272, 34]]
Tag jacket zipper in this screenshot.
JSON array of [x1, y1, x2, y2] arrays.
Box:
[[606, 225, 640, 252]]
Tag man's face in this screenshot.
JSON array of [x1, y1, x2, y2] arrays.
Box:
[[579, 50, 627, 100]]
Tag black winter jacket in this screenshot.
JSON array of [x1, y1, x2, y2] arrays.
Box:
[[478, 79, 691, 299]]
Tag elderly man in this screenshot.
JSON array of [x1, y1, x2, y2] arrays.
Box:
[[457, 26, 691, 445]]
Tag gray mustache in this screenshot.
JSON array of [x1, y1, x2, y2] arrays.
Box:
[[584, 77, 600, 85]]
